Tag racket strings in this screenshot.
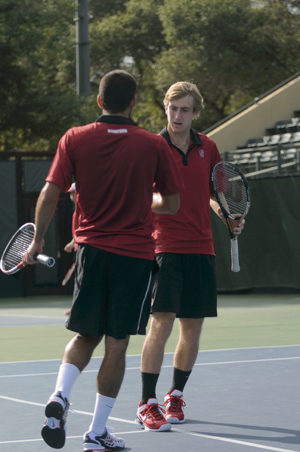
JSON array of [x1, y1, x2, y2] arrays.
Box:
[[215, 167, 248, 216], [2, 228, 34, 271]]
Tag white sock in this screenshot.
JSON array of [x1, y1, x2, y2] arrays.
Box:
[[89, 393, 116, 435], [54, 363, 80, 401]]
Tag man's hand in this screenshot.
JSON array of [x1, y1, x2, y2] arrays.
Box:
[[151, 192, 180, 214], [22, 182, 60, 266], [64, 239, 75, 253], [22, 239, 45, 266], [218, 208, 245, 236], [230, 217, 245, 236]]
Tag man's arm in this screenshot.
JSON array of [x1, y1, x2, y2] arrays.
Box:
[[151, 192, 180, 214], [23, 182, 61, 265]]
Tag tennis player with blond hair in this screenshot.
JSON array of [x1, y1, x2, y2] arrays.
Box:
[[136, 81, 245, 431]]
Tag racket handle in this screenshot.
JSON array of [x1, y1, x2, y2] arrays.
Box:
[[230, 237, 240, 272], [36, 253, 55, 268]]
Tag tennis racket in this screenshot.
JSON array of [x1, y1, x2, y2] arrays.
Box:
[[212, 161, 251, 272], [62, 262, 75, 286], [0, 223, 55, 275]]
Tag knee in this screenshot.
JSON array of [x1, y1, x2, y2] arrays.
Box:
[[150, 313, 175, 343], [77, 333, 102, 349], [105, 335, 130, 356], [179, 318, 204, 343]]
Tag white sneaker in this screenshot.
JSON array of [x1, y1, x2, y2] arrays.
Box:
[[41, 391, 70, 448], [83, 427, 125, 451]]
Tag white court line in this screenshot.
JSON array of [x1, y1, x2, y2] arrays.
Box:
[[194, 356, 300, 366], [0, 430, 144, 445], [0, 396, 298, 451], [0, 355, 299, 379], [0, 395, 136, 424], [172, 428, 299, 452], [148, 356, 300, 371], [0, 314, 65, 319], [0, 344, 299, 365], [1, 346, 299, 450], [0, 371, 59, 378], [0, 397, 297, 452]]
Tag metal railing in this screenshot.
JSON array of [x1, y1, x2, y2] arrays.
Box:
[[223, 142, 300, 178]]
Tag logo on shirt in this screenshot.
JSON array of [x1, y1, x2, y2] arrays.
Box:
[[199, 149, 205, 158], [107, 128, 128, 134]]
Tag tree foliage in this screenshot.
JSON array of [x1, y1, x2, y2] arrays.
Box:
[[154, 0, 300, 129], [1, 0, 299, 149], [0, 0, 87, 150]]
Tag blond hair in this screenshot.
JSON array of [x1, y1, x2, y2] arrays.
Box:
[[164, 82, 204, 116]]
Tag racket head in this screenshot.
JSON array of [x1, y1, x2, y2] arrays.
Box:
[[0, 223, 35, 275], [212, 161, 251, 222]]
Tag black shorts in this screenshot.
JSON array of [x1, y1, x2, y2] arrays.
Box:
[[65, 245, 153, 339], [151, 253, 217, 319]]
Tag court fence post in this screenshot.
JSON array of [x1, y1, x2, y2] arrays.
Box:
[[277, 144, 282, 175]]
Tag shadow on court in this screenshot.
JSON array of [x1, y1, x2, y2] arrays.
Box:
[[0, 294, 299, 451], [0, 345, 299, 452]]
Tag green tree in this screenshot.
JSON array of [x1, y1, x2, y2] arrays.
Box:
[[89, 0, 127, 20], [1, 0, 300, 149], [0, 0, 87, 151], [88, 0, 168, 131], [155, 0, 300, 130], [88, 0, 300, 132]]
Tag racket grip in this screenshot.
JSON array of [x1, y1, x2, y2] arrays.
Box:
[[62, 262, 75, 286], [230, 237, 240, 272], [36, 253, 55, 268]]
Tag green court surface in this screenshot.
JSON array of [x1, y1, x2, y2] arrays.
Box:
[[0, 293, 299, 362]]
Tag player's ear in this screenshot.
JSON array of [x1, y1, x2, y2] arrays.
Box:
[[130, 95, 136, 109], [97, 95, 103, 109], [164, 102, 168, 116]]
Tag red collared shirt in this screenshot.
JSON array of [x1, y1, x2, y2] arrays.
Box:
[[153, 127, 221, 255], [46, 116, 184, 259]]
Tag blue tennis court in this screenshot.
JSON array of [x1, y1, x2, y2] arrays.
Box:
[[0, 344, 299, 452]]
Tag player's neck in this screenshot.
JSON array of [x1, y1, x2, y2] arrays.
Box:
[[167, 126, 191, 154], [102, 108, 132, 118]]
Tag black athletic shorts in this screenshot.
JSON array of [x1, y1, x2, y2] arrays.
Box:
[[151, 253, 217, 318], [65, 245, 153, 339]]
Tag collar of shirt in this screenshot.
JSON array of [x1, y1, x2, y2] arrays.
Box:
[[96, 115, 137, 126], [159, 127, 203, 146], [159, 127, 203, 166]]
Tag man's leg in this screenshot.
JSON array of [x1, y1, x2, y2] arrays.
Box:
[[173, 317, 204, 373], [84, 335, 130, 451], [164, 318, 204, 424], [63, 333, 102, 368], [97, 334, 129, 396], [42, 334, 102, 449], [141, 312, 176, 401], [141, 312, 176, 375], [136, 312, 175, 431]]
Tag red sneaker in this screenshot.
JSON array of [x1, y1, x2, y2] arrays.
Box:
[[136, 398, 171, 431], [163, 390, 186, 423]]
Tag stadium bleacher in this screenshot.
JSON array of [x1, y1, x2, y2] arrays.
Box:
[[225, 110, 300, 177]]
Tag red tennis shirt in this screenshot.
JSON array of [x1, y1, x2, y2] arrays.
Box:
[[153, 127, 221, 255], [46, 116, 184, 260]]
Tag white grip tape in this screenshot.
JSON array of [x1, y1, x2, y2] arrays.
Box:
[[230, 237, 240, 272], [36, 254, 55, 268]]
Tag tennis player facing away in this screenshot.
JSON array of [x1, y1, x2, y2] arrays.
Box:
[[23, 70, 183, 451], [136, 81, 245, 431]]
